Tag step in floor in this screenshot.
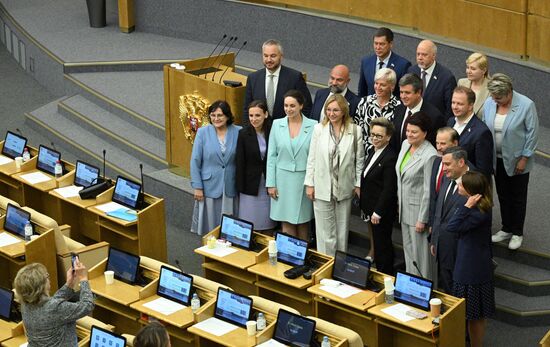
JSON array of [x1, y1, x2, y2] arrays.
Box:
[[494, 256, 550, 296], [26, 99, 159, 181], [59, 94, 166, 165], [495, 287, 550, 326]]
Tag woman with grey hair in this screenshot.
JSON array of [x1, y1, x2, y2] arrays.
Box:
[[483, 73, 539, 250], [354, 67, 401, 153], [14, 261, 94, 346]]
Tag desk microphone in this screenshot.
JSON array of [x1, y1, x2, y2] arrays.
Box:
[[175, 259, 185, 274], [413, 261, 425, 278], [218, 40, 247, 83], [15, 128, 24, 137], [205, 36, 234, 79], [212, 37, 237, 81], [197, 34, 227, 75]]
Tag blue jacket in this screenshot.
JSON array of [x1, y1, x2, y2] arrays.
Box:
[[409, 62, 457, 120], [358, 51, 411, 98], [190, 124, 241, 198], [483, 91, 539, 176]]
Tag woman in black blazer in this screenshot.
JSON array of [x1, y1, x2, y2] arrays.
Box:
[[236, 100, 276, 231], [447, 171, 495, 347]]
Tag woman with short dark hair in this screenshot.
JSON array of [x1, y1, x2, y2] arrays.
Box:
[[134, 321, 171, 347]]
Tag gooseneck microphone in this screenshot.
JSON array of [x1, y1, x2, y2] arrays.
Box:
[[218, 40, 247, 83], [197, 34, 228, 77], [413, 261, 425, 278], [210, 36, 236, 81]]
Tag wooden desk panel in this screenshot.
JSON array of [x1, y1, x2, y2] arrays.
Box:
[[89, 276, 141, 306], [130, 294, 195, 328], [195, 247, 258, 270], [308, 283, 377, 311], [248, 261, 312, 289]]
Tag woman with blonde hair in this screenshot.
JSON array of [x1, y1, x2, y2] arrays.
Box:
[[14, 260, 94, 346], [305, 94, 364, 256], [457, 52, 490, 118]]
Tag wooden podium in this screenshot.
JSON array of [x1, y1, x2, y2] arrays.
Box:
[[164, 53, 247, 176]]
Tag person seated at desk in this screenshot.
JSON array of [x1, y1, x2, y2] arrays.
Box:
[[13, 260, 94, 346], [134, 321, 171, 347]]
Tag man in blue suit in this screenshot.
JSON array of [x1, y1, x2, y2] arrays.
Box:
[[447, 86, 493, 177], [243, 39, 312, 126], [408, 40, 456, 120], [310, 65, 360, 122], [358, 27, 411, 98]]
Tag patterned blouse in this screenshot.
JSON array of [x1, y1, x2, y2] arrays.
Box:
[[354, 94, 401, 152]]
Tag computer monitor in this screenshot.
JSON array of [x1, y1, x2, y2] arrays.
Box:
[[394, 271, 434, 311], [3, 203, 32, 238], [157, 265, 193, 306], [36, 145, 61, 176], [112, 176, 141, 210], [106, 247, 140, 284], [90, 325, 126, 347], [214, 288, 253, 328], [74, 160, 100, 187], [272, 309, 316, 347], [1, 131, 27, 159], [332, 251, 371, 289], [0, 287, 14, 321], [276, 232, 308, 266], [219, 214, 254, 250]]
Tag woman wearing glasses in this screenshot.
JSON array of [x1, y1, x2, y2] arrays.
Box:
[[190, 100, 241, 235]]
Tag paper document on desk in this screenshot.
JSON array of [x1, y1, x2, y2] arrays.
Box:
[[20, 171, 51, 184], [19, 343, 28, 347], [95, 201, 127, 213], [54, 185, 83, 198], [0, 156, 13, 165], [381, 303, 415, 322], [319, 284, 362, 298], [193, 317, 238, 336], [0, 232, 22, 247], [197, 245, 238, 258], [143, 297, 186, 315], [257, 339, 288, 347]]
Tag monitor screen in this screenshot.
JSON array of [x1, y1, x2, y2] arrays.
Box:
[[2, 131, 27, 159], [332, 251, 371, 289], [112, 176, 141, 209], [74, 160, 100, 187], [273, 309, 316, 347], [36, 145, 61, 176], [4, 203, 31, 238], [276, 233, 308, 266], [157, 265, 193, 306], [90, 325, 126, 347], [394, 271, 433, 311], [219, 214, 253, 250], [214, 288, 252, 328], [106, 247, 140, 284], [0, 287, 14, 321]]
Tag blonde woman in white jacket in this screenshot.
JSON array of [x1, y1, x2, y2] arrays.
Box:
[[305, 94, 364, 256]]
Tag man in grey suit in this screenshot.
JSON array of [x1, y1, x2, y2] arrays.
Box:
[[430, 146, 470, 293]]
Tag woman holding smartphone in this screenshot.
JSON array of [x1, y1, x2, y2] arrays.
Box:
[[447, 171, 495, 347]]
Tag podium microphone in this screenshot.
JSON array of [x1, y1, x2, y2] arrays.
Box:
[[212, 37, 237, 81], [197, 34, 227, 76], [218, 40, 247, 83], [205, 36, 234, 79]]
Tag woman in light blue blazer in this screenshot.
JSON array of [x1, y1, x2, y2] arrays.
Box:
[[266, 90, 316, 240], [483, 73, 539, 250], [396, 111, 437, 280], [190, 100, 241, 235]]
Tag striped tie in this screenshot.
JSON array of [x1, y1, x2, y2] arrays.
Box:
[[266, 74, 275, 116]]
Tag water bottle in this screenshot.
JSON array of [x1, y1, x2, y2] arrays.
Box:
[[269, 251, 277, 266], [54, 160, 63, 178], [385, 289, 394, 304], [256, 312, 266, 330], [321, 336, 331, 347], [22, 147, 30, 162], [24, 221, 33, 242], [191, 293, 200, 312]]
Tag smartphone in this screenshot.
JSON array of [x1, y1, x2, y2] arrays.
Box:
[[71, 253, 79, 272]]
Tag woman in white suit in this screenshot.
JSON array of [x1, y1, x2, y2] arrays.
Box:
[[304, 94, 364, 256], [396, 111, 437, 279]]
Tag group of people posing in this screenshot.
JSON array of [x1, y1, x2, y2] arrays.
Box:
[[190, 28, 539, 346]]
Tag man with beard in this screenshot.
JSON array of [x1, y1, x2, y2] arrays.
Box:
[[310, 65, 360, 122]]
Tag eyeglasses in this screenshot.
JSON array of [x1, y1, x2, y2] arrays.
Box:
[[209, 113, 225, 119], [369, 133, 385, 140]]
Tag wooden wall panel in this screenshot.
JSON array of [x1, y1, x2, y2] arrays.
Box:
[[349, 0, 418, 28], [465, 0, 527, 13], [262, 0, 350, 16], [529, 0, 550, 18], [527, 15, 550, 62]]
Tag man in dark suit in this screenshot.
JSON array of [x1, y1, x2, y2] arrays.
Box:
[[243, 39, 312, 126], [430, 146, 470, 293], [310, 65, 360, 122], [390, 73, 446, 150], [408, 40, 456, 120], [360, 117, 398, 275], [358, 27, 411, 98], [448, 86, 494, 177]]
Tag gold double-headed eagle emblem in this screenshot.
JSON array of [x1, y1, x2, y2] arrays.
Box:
[[178, 93, 209, 144]]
